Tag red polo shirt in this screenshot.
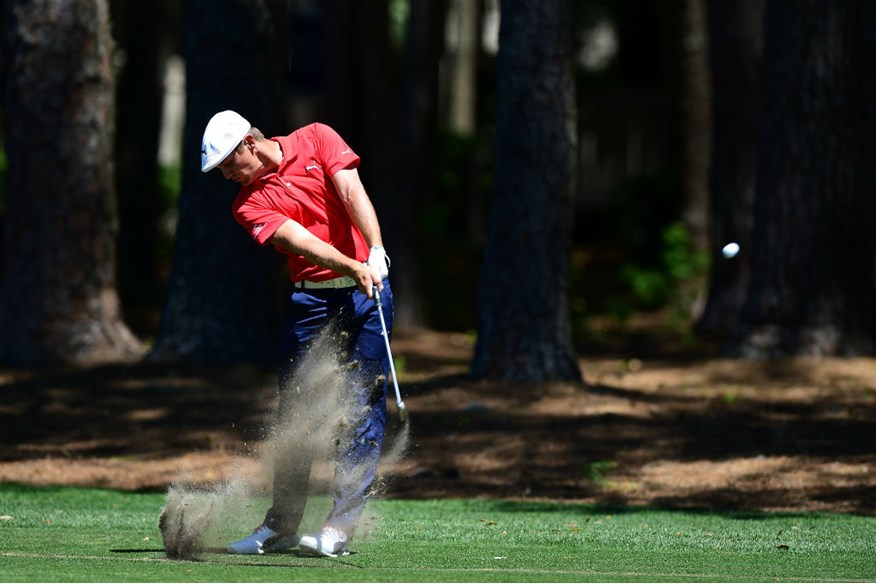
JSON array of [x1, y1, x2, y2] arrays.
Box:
[[231, 123, 369, 282]]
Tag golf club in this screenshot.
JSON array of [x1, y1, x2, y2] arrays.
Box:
[[373, 285, 406, 420]]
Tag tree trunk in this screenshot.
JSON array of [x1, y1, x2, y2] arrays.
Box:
[[0, 0, 142, 367], [697, 0, 764, 338], [148, 0, 287, 364], [864, 0, 876, 300], [672, 0, 712, 322], [323, 0, 393, 163], [471, 0, 581, 383], [323, 0, 436, 329], [390, 0, 447, 329], [445, 0, 478, 136], [731, 0, 876, 357], [111, 0, 178, 336], [680, 0, 711, 255]]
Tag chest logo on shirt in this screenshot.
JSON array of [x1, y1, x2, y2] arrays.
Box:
[[305, 160, 322, 173]]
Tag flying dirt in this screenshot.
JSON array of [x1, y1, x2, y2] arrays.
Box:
[[159, 325, 410, 560]]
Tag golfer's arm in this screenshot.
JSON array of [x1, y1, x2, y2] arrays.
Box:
[[268, 219, 368, 282], [331, 168, 384, 249]]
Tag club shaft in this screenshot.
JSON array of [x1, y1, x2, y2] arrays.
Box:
[[374, 288, 404, 409]]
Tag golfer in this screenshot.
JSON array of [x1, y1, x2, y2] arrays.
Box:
[[200, 110, 393, 557]]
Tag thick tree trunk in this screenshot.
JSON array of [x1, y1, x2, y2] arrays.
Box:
[[731, 0, 876, 357], [697, 0, 764, 338], [0, 0, 142, 367], [471, 0, 581, 382], [148, 0, 287, 364]]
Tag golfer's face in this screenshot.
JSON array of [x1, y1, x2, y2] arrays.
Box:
[[218, 142, 254, 184]]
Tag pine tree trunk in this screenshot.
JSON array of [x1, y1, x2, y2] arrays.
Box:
[[732, 0, 876, 357], [471, 0, 581, 382], [148, 0, 287, 364], [0, 0, 142, 367], [697, 0, 764, 338], [390, 0, 447, 329], [680, 0, 711, 255], [0, 0, 141, 367], [864, 0, 876, 295], [112, 0, 178, 334], [446, 0, 478, 136]]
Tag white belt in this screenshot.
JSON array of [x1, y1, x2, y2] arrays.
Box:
[[293, 276, 357, 289]]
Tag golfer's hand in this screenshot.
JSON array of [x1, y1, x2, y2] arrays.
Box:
[[367, 246, 390, 280], [353, 263, 382, 298]]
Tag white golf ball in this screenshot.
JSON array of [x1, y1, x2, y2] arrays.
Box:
[[722, 242, 740, 259]]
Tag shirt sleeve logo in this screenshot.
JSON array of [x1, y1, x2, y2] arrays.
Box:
[[252, 223, 266, 238]]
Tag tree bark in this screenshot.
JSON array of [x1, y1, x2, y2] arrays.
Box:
[[697, 0, 764, 338], [471, 0, 581, 382], [0, 0, 142, 367], [148, 0, 287, 364], [731, 0, 876, 357]]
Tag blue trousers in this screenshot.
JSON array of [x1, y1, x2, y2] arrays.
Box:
[[264, 281, 392, 536]]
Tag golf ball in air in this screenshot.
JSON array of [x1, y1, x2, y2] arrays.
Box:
[[722, 242, 740, 259]]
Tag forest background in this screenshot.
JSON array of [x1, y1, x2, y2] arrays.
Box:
[[0, 0, 874, 516], [1, 0, 876, 378]]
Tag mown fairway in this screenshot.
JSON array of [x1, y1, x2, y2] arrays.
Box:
[[0, 484, 874, 582]]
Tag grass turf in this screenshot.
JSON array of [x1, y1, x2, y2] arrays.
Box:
[[0, 484, 874, 582]]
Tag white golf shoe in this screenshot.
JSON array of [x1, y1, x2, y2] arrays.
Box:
[[298, 526, 349, 557], [226, 524, 299, 554]]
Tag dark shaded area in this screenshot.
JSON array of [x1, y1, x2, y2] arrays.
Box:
[[0, 363, 276, 461], [1, 331, 873, 515], [395, 376, 874, 513]]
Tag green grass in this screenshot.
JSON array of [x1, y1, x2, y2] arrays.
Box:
[[1, 484, 874, 582]]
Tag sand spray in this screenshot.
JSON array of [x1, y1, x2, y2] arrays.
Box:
[[159, 324, 410, 559]]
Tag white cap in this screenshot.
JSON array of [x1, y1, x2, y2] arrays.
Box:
[[201, 110, 250, 172]]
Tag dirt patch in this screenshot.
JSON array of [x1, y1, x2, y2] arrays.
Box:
[[1, 330, 873, 515]]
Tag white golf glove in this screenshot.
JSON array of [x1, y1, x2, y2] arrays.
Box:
[[367, 246, 390, 280]]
